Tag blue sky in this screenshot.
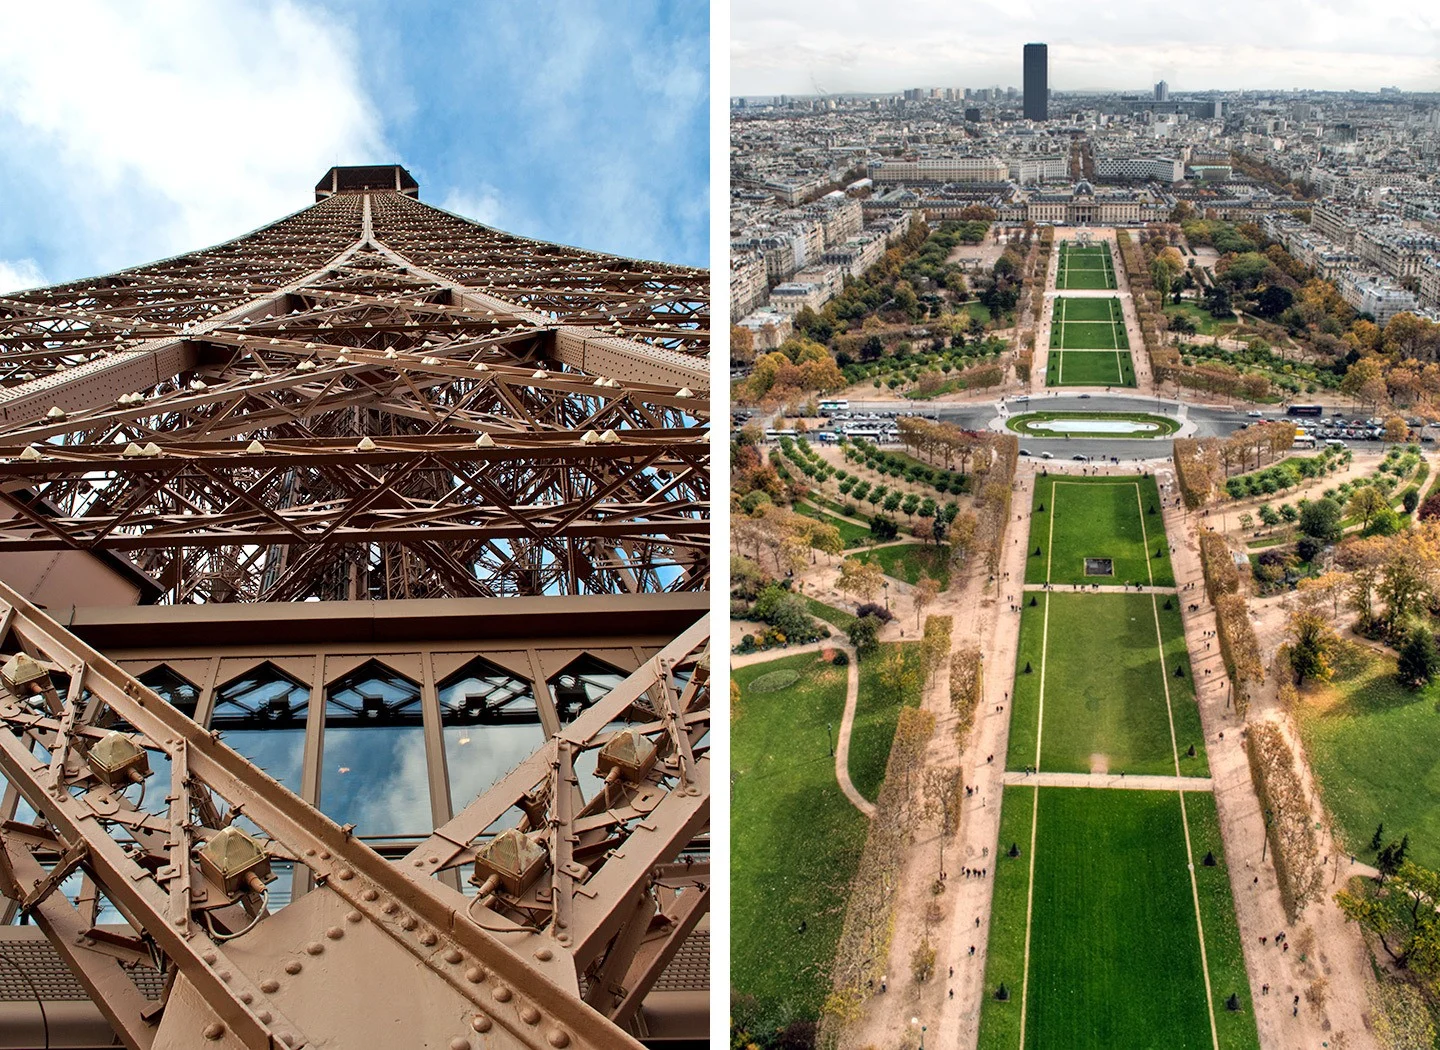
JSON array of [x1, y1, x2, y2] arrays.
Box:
[[0, 0, 709, 293]]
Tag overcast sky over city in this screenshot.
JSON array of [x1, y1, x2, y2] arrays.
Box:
[[733, 0, 1440, 98], [0, 0, 708, 294]]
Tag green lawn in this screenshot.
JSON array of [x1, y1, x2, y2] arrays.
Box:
[[1186, 793, 1262, 1050], [857, 543, 952, 589], [732, 652, 869, 1027], [1006, 593, 1208, 777], [1052, 296, 1126, 325], [793, 500, 871, 548], [1008, 411, 1178, 439], [1051, 349, 1135, 387], [977, 786, 1036, 1048], [805, 596, 857, 632], [1056, 243, 1118, 291], [1026, 475, 1175, 587], [1166, 300, 1230, 336], [1295, 646, 1440, 871], [851, 642, 923, 801], [979, 788, 1239, 1050]]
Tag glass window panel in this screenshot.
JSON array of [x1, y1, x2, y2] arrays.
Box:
[[211, 665, 309, 797], [138, 666, 199, 719], [439, 659, 543, 815], [321, 663, 430, 837]]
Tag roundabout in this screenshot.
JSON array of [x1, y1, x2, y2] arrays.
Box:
[[1005, 410, 1181, 438]]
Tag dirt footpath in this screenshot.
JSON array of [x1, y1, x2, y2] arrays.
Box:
[[1156, 469, 1378, 1050]]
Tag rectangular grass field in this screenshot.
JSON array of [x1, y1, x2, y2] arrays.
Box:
[[1049, 349, 1135, 387], [977, 787, 1255, 1050], [1048, 297, 1133, 386], [731, 652, 869, 1027], [1056, 242, 1118, 291], [1005, 592, 1209, 777], [1024, 475, 1175, 587]]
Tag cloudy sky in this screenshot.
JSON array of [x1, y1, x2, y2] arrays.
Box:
[[733, 0, 1440, 98], [0, 0, 708, 294]]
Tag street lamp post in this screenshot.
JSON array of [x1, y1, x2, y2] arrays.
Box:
[[1261, 808, 1274, 863], [911, 1018, 926, 1050], [827, 722, 834, 757]]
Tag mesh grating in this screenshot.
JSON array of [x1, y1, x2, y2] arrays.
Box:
[[652, 929, 708, 991], [0, 936, 164, 1001]]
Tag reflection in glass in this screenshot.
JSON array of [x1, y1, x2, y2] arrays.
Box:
[[211, 665, 309, 798], [138, 666, 199, 719], [439, 658, 543, 816], [321, 662, 429, 837], [550, 656, 628, 799]]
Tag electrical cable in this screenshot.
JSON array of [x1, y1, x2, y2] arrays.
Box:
[[201, 888, 268, 942], [0, 946, 50, 1049]]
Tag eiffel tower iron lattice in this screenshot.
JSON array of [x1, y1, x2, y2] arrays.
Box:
[[0, 170, 710, 604], [0, 167, 711, 1049]]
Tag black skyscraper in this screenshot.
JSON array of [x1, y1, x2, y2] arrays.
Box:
[[1023, 43, 1047, 121]]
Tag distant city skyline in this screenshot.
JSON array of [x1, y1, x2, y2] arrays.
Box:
[[732, 0, 1440, 97]]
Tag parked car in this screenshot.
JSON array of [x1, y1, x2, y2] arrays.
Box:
[[1039, 451, 1054, 459], [1019, 449, 1032, 457]]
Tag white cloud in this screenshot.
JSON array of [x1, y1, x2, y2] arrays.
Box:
[[0, 1, 389, 278], [440, 185, 506, 228], [0, 258, 45, 295], [732, 0, 1440, 93]]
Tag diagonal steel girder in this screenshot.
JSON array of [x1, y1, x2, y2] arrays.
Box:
[[0, 581, 707, 1050]]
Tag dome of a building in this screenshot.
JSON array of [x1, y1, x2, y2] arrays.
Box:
[[1074, 180, 1095, 196]]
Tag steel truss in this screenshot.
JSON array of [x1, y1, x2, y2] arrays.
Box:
[[0, 580, 708, 1049], [0, 187, 709, 603], [0, 170, 710, 1048]]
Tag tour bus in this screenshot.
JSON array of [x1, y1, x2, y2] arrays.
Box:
[[1286, 404, 1324, 417], [763, 428, 798, 441], [817, 399, 849, 415], [1293, 435, 1316, 449]]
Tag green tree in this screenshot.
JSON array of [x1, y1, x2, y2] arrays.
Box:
[[1287, 608, 1338, 685], [1397, 626, 1439, 689], [1299, 497, 1343, 543], [1347, 487, 1387, 531], [848, 613, 884, 656]]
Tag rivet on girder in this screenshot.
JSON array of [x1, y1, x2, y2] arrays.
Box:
[[326, 927, 344, 940], [305, 942, 324, 956], [520, 1005, 540, 1025], [492, 985, 512, 1003], [449, 1039, 470, 1050], [471, 1014, 492, 1033], [284, 961, 302, 975], [203, 1022, 225, 1040]]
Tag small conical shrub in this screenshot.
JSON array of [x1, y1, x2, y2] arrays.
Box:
[[1008, 842, 1020, 858], [1029, 595, 1037, 607], [1204, 851, 1217, 867], [1024, 661, 1032, 674]]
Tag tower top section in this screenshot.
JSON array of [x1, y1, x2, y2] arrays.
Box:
[[314, 164, 420, 201]]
